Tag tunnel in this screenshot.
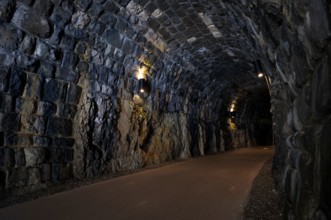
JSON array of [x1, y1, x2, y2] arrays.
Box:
[[0, 0, 330, 219]]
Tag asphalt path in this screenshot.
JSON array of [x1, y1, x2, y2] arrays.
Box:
[[0, 147, 273, 220]]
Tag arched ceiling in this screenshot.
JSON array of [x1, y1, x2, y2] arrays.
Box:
[[125, 0, 268, 94]]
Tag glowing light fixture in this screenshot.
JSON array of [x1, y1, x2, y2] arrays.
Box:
[[258, 73, 264, 78], [253, 60, 263, 77], [135, 63, 149, 95], [138, 79, 145, 93]]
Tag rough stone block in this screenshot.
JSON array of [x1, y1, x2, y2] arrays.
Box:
[[23, 73, 43, 100], [7, 167, 29, 188], [66, 83, 82, 105], [24, 147, 44, 166], [1, 113, 20, 132], [115, 18, 128, 33], [100, 12, 117, 26], [46, 117, 73, 137], [3, 148, 15, 167], [76, 61, 89, 72], [19, 34, 36, 55], [71, 11, 90, 30], [57, 103, 77, 119], [61, 51, 79, 68], [87, 19, 106, 35], [0, 93, 14, 113], [15, 54, 38, 72], [28, 167, 41, 185], [34, 40, 56, 61], [15, 98, 36, 115], [50, 6, 71, 28], [53, 137, 75, 148], [36, 101, 56, 117], [59, 35, 76, 50], [12, 5, 50, 37], [38, 61, 54, 79], [101, 84, 113, 95], [305, 0, 331, 48], [103, 29, 123, 48], [0, 48, 15, 66], [0, 24, 18, 49], [9, 69, 26, 97], [87, 2, 103, 15], [15, 148, 26, 167], [5, 133, 33, 147], [42, 79, 65, 104], [55, 66, 80, 83], [0, 67, 10, 92], [122, 38, 134, 55], [41, 163, 51, 182], [64, 148, 74, 162], [21, 115, 47, 135], [0, 0, 15, 22], [33, 0, 53, 16], [33, 136, 51, 147]]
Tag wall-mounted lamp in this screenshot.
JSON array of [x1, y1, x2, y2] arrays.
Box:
[[138, 78, 146, 93], [253, 60, 272, 95], [253, 60, 263, 77], [135, 63, 150, 96]]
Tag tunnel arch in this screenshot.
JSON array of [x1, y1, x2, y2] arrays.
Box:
[[0, 0, 330, 219]]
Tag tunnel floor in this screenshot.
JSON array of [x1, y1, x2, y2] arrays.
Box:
[[0, 147, 273, 220]]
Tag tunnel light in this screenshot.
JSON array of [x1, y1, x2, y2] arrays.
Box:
[[138, 79, 146, 94], [258, 73, 264, 78], [253, 60, 264, 77]]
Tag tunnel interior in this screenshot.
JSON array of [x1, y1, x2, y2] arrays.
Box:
[[0, 0, 331, 219]]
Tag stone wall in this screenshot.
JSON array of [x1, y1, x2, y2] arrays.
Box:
[[0, 0, 250, 196], [250, 0, 331, 218]]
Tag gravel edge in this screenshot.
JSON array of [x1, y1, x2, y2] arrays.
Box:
[[243, 157, 286, 220]]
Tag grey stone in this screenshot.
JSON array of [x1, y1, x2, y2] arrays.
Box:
[[28, 167, 41, 185], [36, 101, 56, 117], [53, 137, 75, 148], [102, 29, 123, 48], [50, 6, 72, 28], [41, 163, 51, 182], [43, 79, 65, 104], [15, 148, 26, 167], [9, 69, 26, 97], [0, 0, 15, 22], [66, 83, 82, 105], [33, 136, 51, 147], [1, 113, 20, 132], [38, 61, 54, 79], [57, 103, 77, 119], [33, 0, 53, 16], [46, 117, 73, 137], [0, 67, 10, 92], [0, 24, 18, 49], [74, 0, 92, 11], [12, 6, 50, 37]]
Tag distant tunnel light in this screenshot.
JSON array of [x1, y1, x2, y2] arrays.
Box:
[[258, 73, 264, 78]]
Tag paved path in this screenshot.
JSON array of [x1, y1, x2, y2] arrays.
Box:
[[0, 147, 273, 220]]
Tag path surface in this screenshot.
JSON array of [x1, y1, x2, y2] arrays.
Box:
[[0, 147, 273, 220]]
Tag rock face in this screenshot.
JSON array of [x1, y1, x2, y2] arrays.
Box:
[[0, 0, 329, 219]]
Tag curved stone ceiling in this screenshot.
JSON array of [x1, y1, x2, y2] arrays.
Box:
[[126, 0, 266, 94]]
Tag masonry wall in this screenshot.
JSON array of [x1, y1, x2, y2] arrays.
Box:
[[0, 0, 252, 196], [251, 0, 331, 218]]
